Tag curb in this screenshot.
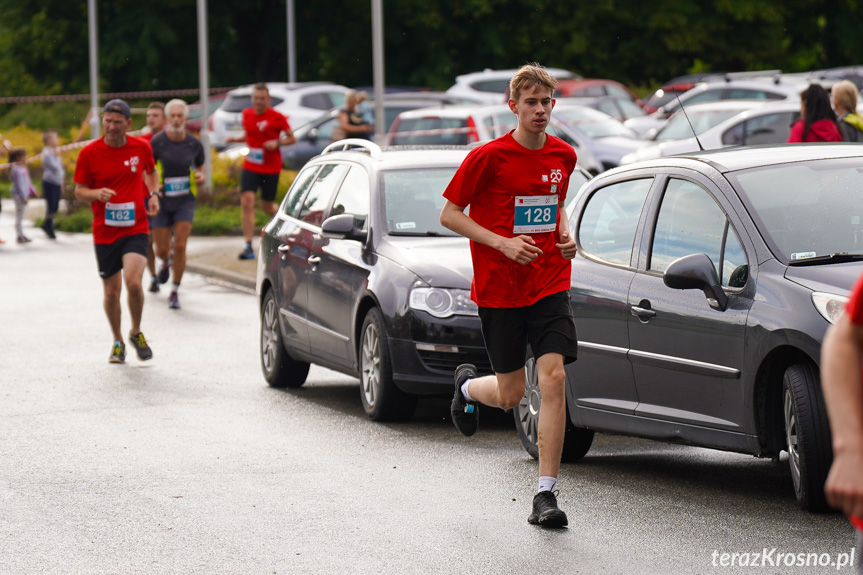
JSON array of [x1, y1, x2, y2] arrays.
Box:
[[185, 260, 257, 292]]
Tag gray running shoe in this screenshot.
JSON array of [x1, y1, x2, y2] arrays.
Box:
[[128, 332, 153, 361], [169, 292, 181, 310]]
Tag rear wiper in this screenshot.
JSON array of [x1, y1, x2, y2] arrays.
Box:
[[788, 252, 863, 266]]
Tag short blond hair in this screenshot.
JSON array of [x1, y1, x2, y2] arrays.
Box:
[[509, 63, 557, 103], [832, 80, 858, 114]]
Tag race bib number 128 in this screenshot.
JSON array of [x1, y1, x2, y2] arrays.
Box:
[[513, 195, 557, 234]]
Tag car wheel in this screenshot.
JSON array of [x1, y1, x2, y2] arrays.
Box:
[[513, 356, 594, 462], [260, 289, 310, 388], [359, 308, 417, 422], [782, 363, 832, 511]]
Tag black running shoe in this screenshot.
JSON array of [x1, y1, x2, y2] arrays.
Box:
[[109, 342, 126, 364], [238, 245, 255, 260], [528, 490, 568, 527], [157, 261, 170, 284], [149, 276, 160, 293], [451, 363, 479, 436], [128, 332, 153, 361]]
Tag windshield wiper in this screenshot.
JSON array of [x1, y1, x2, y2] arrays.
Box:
[[788, 252, 863, 266]]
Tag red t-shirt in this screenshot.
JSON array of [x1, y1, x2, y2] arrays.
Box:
[[74, 136, 155, 244], [241, 107, 290, 174], [443, 131, 577, 308], [844, 273, 863, 531]]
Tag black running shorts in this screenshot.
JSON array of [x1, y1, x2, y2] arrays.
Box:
[[94, 233, 148, 279], [478, 291, 578, 374], [241, 169, 279, 202]]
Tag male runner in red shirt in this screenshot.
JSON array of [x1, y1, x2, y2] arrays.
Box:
[[822, 274, 863, 573], [75, 99, 161, 363], [225, 82, 296, 259], [440, 63, 578, 528]]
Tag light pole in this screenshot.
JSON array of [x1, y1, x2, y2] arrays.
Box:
[[197, 0, 212, 193], [87, 0, 99, 139]]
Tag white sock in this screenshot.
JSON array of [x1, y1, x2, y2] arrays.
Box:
[[460, 379, 474, 402], [538, 476, 557, 493]]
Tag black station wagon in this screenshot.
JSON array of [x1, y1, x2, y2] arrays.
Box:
[[514, 144, 863, 511], [257, 140, 489, 421]]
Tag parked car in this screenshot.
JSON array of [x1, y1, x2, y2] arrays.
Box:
[[386, 104, 603, 174], [257, 140, 491, 422], [554, 78, 640, 104], [620, 101, 771, 164], [281, 93, 478, 170], [445, 68, 579, 105], [514, 143, 863, 511], [625, 78, 807, 137], [641, 74, 718, 114], [621, 101, 803, 164], [185, 92, 227, 135], [552, 104, 645, 170], [211, 82, 349, 148]]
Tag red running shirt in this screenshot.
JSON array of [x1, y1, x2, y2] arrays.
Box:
[[443, 131, 577, 308], [843, 273, 863, 531], [241, 107, 290, 174], [74, 136, 155, 244]]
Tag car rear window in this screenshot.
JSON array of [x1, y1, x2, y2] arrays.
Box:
[[222, 95, 284, 113], [389, 117, 469, 145]]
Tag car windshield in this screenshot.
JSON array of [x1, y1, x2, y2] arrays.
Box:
[[389, 117, 469, 145], [729, 158, 863, 263], [382, 167, 460, 236], [554, 108, 636, 138], [656, 108, 742, 140]]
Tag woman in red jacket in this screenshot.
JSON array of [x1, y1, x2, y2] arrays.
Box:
[[788, 84, 842, 143]]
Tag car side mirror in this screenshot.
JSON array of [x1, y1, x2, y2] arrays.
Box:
[[663, 253, 728, 311], [321, 213, 367, 242]]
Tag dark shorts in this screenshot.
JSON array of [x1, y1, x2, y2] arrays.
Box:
[[150, 194, 196, 228], [478, 291, 578, 374], [94, 233, 149, 279], [241, 169, 279, 202]]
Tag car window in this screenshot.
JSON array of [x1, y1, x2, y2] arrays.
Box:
[[222, 95, 251, 113], [556, 107, 636, 138], [470, 79, 511, 93], [314, 117, 337, 140], [650, 179, 746, 287], [329, 165, 370, 231], [577, 178, 652, 266], [390, 117, 469, 145], [382, 167, 459, 236], [493, 112, 516, 136], [297, 164, 350, 226], [607, 85, 631, 98], [675, 89, 724, 108], [729, 158, 863, 262], [596, 100, 621, 120], [615, 98, 646, 119], [743, 112, 796, 145], [328, 91, 346, 108], [657, 108, 742, 140], [580, 85, 605, 97], [282, 165, 319, 218], [300, 93, 331, 110]]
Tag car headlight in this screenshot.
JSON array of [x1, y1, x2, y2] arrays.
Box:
[[409, 287, 478, 318], [812, 292, 849, 324]]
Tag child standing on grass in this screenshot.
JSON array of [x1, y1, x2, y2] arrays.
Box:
[[9, 147, 38, 243]]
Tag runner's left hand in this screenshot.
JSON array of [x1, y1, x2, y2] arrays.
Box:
[[555, 232, 577, 259]]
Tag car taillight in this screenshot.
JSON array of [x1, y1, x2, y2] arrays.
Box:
[[467, 116, 478, 144]]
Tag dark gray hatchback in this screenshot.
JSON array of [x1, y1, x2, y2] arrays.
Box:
[[514, 143, 863, 511], [256, 140, 489, 422]]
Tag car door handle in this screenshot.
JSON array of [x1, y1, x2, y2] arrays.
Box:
[[630, 306, 656, 318], [277, 244, 291, 253], [307, 255, 321, 265]]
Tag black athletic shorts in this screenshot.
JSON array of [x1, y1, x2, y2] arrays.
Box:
[[94, 233, 148, 279], [150, 193, 196, 228], [478, 291, 578, 374], [241, 169, 279, 202]]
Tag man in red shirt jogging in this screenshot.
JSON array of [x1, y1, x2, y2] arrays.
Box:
[[440, 63, 578, 528], [75, 99, 161, 363], [225, 82, 296, 260], [822, 274, 863, 573]]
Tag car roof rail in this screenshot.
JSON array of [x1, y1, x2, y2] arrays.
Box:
[[321, 139, 383, 159]]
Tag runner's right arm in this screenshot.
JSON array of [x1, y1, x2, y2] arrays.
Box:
[[75, 184, 115, 203], [440, 199, 542, 265]]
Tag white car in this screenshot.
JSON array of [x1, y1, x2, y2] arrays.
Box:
[[386, 103, 603, 174], [620, 100, 801, 164], [445, 68, 579, 105], [210, 82, 349, 148], [624, 78, 808, 137]]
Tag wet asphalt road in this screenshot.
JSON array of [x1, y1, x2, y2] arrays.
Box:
[[0, 225, 856, 575]]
